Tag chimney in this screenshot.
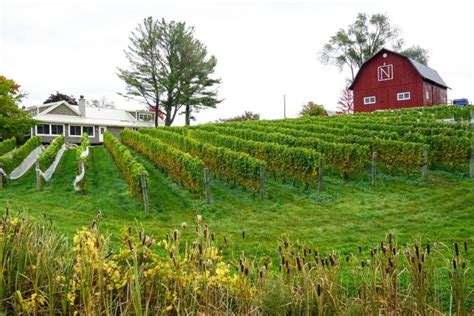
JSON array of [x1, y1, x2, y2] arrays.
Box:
[[79, 95, 86, 117]]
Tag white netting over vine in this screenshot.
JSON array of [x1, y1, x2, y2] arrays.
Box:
[[36, 144, 67, 182], [73, 146, 89, 191], [7, 146, 44, 180]]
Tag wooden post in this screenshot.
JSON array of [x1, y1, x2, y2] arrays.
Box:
[[36, 160, 41, 191], [317, 158, 324, 192], [203, 168, 211, 204], [371, 152, 377, 186], [422, 146, 428, 180], [141, 174, 149, 212], [259, 164, 266, 200], [470, 110, 474, 178], [0, 173, 3, 189], [470, 141, 474, 178]]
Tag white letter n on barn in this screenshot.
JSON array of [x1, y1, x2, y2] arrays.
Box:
[[378, 64, 393, 81]]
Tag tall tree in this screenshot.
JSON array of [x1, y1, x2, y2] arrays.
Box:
[[299, 102, 327, 117], [218, 111, 260, 123], [337, 85, 354, 114], [319, 13, 429, 81], [0, 75, 36, 140], [43, 92, 78, 105], [117, 17, 221, 126]]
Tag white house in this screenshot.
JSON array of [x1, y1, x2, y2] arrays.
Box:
[[28, 96, 161, 144]]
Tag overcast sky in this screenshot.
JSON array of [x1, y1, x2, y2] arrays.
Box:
[[1, 0, 472, 125]]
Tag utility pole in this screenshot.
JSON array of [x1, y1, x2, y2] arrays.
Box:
[[283, 94, 286, 119]]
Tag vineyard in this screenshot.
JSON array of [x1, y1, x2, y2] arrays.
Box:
[[126, 105, 473, 199], [0, 105, 473, 314]]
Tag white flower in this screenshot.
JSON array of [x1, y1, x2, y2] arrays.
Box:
[[196, 214, 202, 222]]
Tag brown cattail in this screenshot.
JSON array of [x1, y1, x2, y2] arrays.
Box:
[[346, 255, 350, 263], [284, 241, 289, 248], [415, 244, 419, 258], [224, 236, 227, 244], [317, 284, 321, 296], [453, 259, 457, 270], [380, 240, 384, 251], [279, 245, 282, 252], [418, 263, 422, 273], [242, 231, 245, 239], [304, 248, 307, 258], [259, 270, 263, 278], [454, 242, 459, 257], [170, 251, 174, 259], [127, 239, 133, 251], [464, 241, 468, 253], [426, 243, 430, 255], [244, 267, 249, 276], [173, 229, 179, 241], [392, 247, 396, 255], [281, 256, 286, 266], [361, 261, 365, 268], [296, 257, 302, 271], [198, 243, 203, 255], [211, 233, 215, 242], [358, 246, 362, 253]]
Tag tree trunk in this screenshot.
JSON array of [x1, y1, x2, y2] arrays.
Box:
[[185, 105, 191, 126], [154, 105, 159, 127]]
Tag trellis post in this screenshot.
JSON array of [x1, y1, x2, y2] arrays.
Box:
[[470, 109, 474, 178], [141, 174, 149, 212], [203, 168, 211, 204], [259, 164, 266, 200], [36, 160, 42, 191], [422, 146, 428, 180], [317, 158, 324, 192], [371, 152, 377, 186], [0, 173, 3, 189]]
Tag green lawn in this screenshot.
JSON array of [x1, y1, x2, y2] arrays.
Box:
[[1, 146, 473, 262]]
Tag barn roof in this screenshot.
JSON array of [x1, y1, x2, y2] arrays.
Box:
[[349, 48, 449, 89]]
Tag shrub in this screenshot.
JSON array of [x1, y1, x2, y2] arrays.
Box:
[[121, 129, 205, 195], [104, 131, 148, 201], [0, 137, 16, 156], [0, 136, 41, 174], [38, 135, 64, 171]]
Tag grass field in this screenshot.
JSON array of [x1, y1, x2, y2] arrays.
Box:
[[1, 145, 473, 263]]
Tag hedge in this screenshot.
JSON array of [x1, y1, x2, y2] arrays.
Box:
[[139, 128, 264, 193], [0, 136, 41, 174], [121, 129, 205, 195], [104, 131, 148, 200], [186, 129, 319, 187], [0, 137, 16, 156], [38, 135, 64, 171]]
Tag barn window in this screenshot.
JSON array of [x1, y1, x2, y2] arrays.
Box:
[[363, 96, 376, 105], [397, 92, 411, 101], [426, 90, 430, 100]]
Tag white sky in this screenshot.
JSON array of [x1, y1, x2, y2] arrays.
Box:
[[1, 0, 472, 125]]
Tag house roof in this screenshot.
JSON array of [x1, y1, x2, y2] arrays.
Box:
[[29, 101, 158, 128], [349, 48, 449, 89]]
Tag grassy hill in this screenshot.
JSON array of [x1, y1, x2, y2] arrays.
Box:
[[1, 146, 472, 260]]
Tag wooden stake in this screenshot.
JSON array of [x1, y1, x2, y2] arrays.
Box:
[[203, 168, 211, 204], [317, 158, 324, 192], [422, 146, 428, 180], [470, 110, 474, 178], [259, 164, 266, 200], [141, 174, 149, 212], [470, 141, 474, 178], [36, 160, 41, 191], [0, 173, 3, 189], [371, 152, 377, 186]]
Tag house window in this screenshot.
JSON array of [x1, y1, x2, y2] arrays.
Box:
[[69, 125, 82, 136], [363, 96, 376, 105], [37, 124, 50, 135], [83, 126, 94, 137], [51, 124, 64, 135], [397, 92, 411, 101], [138, 113, 154, 122]]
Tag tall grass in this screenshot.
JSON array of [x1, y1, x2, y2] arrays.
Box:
[[0, 208, 471, 314]]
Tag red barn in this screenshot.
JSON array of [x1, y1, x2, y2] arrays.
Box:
[[349, 48, 448, 112]]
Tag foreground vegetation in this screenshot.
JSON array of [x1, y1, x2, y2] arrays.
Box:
[[1, 210, 471, 314]]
